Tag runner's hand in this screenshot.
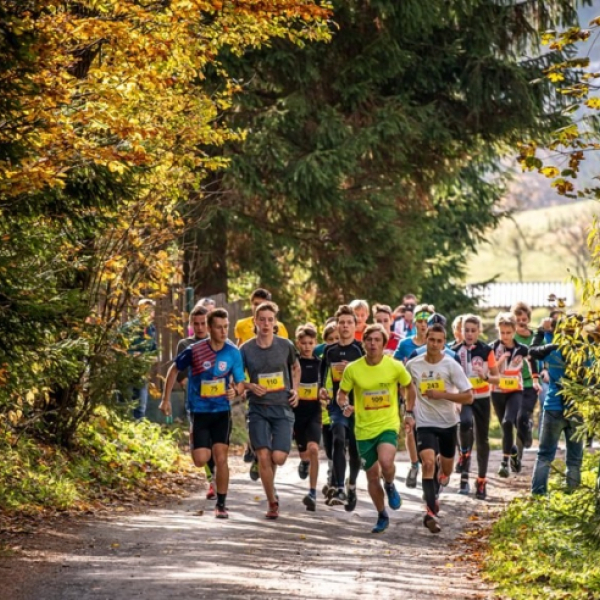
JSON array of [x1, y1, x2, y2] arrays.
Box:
[[288, 389, 299, 408], [226, 383, 236, 401], [250, 383, 268, 397], [425, 389, 445, 401], [404, 415, 415, 432], [342, 404, 354, 417], [159, 399, 171, 416], [319, 387, 329, 401]]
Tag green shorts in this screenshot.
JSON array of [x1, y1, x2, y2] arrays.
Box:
[[356, 430, 398, 471]]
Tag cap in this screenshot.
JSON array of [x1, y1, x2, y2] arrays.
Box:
[[427, 313, 447, 327]]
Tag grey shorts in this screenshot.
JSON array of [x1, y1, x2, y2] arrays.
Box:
[[248, 404, 295, 454]]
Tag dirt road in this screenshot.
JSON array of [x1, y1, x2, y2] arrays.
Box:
[[3, 449, 535, 600]]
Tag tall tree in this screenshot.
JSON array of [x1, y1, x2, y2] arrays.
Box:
[[187, 0, 585, 319]]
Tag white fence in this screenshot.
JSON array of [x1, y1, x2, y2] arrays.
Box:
[[466, 282, 576, 309]]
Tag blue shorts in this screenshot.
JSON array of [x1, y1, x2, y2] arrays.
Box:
[[328, 404, 351, 428]]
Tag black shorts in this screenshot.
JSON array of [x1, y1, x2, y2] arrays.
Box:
[[191, 410, 232, 450], [416, 426, 456, 459], [294, 411, 322, 453]]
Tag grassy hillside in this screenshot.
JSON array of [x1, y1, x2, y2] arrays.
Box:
[[466, 199, 598, 284]]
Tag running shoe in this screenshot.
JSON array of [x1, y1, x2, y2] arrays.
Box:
[[265, 501, 279, 520], [458, 475, 470, 496], [322, 483, 332, 497], [438, 470, 450, 493], [249, 460, 260, 481], [510, 450, 522, 474], [455, 453, 463, 474], [298, 460, 310, 480], [498, 461, 509, 478], [206, 481, 216, 500], [345, 487, 357, 512], [371, 514, 390, 534], [302, 493, 317, 512], [385, 482, 402, 510], [423, 509, 441, 534], [326, 489, 347, 506], [406, 463, 419, 489], [214, 505, 229, 519], [475, 478, 487, 500], [243, 445, 255, 463]]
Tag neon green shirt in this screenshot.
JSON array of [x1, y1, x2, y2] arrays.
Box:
[[340, 355, 412, 440]]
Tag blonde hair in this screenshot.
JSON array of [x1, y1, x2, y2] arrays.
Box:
[[462, 314, 482, 329], [495, 312, 516, 329], [349, 299, 369, 312], [362, 323, 389, 346]]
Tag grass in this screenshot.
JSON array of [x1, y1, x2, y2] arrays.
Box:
[[483, 453, 600, 599], [466, 199, 598, 284]]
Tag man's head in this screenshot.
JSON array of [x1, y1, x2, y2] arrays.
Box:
[[323, 322, 339, 345], [452, 315, 464, 342], [414, 304, 434, 335], [426, 323, 446, 356], [197, 297, 217, 310], [189, 305, 209, 339], [138, 298, 155, 320], [362, 324, 388, 358], [511, 301, 532, 335], [254, 301, 278, 335], [403, 293, 417, 310], [335, 305, 357, 341], [495, 312, 516, 346], [349, 299, 369, 331], [296, 324, 317, 357], [462, 314, 482, 346], [373, 304, 393, 334], [207, 308, 229, 343], [250, 288, 272, 314]]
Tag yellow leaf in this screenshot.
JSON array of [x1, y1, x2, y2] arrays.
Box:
[[540, 166, 560, 178]]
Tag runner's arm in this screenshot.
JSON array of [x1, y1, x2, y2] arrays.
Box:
[[159, 363, 179, 415]]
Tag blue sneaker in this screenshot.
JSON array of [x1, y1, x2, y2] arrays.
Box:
[[385, 482, 402, 511], [371, 514, 390, 534]]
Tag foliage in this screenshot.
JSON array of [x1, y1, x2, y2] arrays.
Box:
[[183, 0, 585, 321], [0, 409, 190, 514], [0, 0, 330, 444], [484, 455, 600, 599]]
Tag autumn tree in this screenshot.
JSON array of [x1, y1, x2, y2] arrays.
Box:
[[0, 0, 330, 444]]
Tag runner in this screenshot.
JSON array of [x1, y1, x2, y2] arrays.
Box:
[[235, 288, 289, 346], [511, 302, 541, 459], [349, 299, 369, 342], [319, 305, 364, 509], [338, 324, 416, 533], [451, 315, 464, 346], [234, 288, 289, 477], [490, 312, 530, 478], [175, 305, 217, 501], [240, 301, 300, 519], [293, 324, 322, 511], [159, 308, 245, 519], [405, 323, 473, 534], [452, 314, 499, 499], [316, 321, 339, 497], [393, 304, 434, 488], [372, 304, 401, 355]]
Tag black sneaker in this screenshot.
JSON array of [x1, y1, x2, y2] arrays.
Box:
[[243, 445, 255, 464], [326, 489, 347, 506], [510, 452, 522, 474], [249, 460, 260, 481], [498, 461, 509, 478], [345, 487, 357, 512], [302, 493, 317, 512], [423, 509, 441, 534], [298, 460, 310, 480]]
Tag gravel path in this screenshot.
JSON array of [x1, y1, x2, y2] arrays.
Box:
[[2, 448, 537, 600]]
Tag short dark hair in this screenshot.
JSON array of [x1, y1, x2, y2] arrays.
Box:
[[323, 323, 338, 341], [251, 288, 272, 302], [335, 305, 357, 322], [296, 324, 317, 340], [255, 301, 279, 317], [190, 305, 209, 321], [426, 323, 446, 338], [373, 304, 393, 317], [207, 308, 228, 327]]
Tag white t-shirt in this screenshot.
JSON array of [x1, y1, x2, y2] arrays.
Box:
[[406, 353, 472, 428]]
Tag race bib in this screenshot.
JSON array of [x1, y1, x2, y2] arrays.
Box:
[[298, 382, 318, 401], [331, 362, 345, 382], [258, 371, 285, 392], [499, 376, 519, 391], [200, 378, 226, 398], [419, 379, 445, 395], [469, 376, 487, 389], [363, 389, 391, 411]]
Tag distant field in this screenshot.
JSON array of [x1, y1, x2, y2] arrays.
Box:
[[465, 199, 599, 284]]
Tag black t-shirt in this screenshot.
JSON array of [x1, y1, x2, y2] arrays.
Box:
[[320, 340, 365, 405], [295, 356, 321, 416]]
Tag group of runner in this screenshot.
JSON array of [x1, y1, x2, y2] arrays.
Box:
[[158, 289, 560, 534]]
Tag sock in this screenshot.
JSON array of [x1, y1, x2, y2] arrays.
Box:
[[309, 488, 316, 498], [347, 483, 356, 491], [216, 493, 226, 508], [384, 480, 394, 489], [378, 509, 389, 519], [423, 478, 437, 514], [411, 461, 420, 469]]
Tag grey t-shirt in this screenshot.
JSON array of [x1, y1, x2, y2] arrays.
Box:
[[241, 336, 298, 407]]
